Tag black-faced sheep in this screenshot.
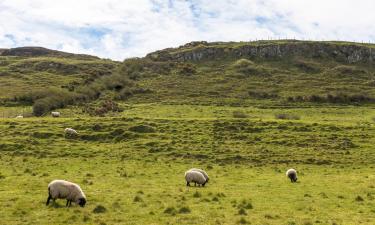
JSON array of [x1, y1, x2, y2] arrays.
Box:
[[188, 168, 209, 183], [286, 168, 298, 182], [46, 180, 86, 207], [185, 170, 207, 187]]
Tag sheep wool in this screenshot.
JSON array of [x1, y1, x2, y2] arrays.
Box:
[[46, 180, 86, 207], [185, 170, 207, 187], [286, 169, 298, 182], [51, 112, 60, 117], [65, 128, 78, 135], [188, 168, 209, 182]]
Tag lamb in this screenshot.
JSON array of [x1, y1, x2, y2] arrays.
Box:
[[65, 128, 78, 136], [46, 179, 86, 207], [51, 112, 60, 117], [185, 170, 207, 187], [188, 168, 209, 183], [286, 168, 298, 182]]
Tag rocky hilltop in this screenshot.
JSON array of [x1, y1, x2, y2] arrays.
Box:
[[147, 40, 375, 64]]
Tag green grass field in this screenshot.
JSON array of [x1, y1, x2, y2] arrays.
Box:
[[1, 103, 375, 225]]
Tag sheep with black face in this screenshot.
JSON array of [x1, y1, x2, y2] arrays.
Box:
[[185, 170, 207, 187], [46, 180, 86, 207], [286, 169, 298, 183]]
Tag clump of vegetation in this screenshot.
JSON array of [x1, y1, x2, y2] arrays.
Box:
[[275, 113, 300, 120], [178, 206, 191, 214], [332, 65, 367, 75], [237, 217, 250, 224], [233, 110, 248, 118], [355, 195, 364, 202], [164, 207, 177, 215], [232, 58, 267, 75], [133, 195, 143, 202], [129, 125, 155, 133], [82, 99, 123, 117], [93, 205, 107, 214], [193, 191, 202, 198], [248, 90, 278, 99], [177, 63, 196, 76], [287, 93, 375, 104]]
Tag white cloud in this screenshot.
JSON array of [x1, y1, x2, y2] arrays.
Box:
[[0, 0, 374, 60]]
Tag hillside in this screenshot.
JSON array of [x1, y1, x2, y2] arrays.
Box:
[[125, 40, 375, 106], [0, 47, 119, 102], [1, 40, 375, 111], [1, 41, 375, 224]]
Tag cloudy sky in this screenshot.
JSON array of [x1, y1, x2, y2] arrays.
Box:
[[0, 0, 374, 60]]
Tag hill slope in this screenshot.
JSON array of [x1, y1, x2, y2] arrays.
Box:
[[1, 40, 375, 113]]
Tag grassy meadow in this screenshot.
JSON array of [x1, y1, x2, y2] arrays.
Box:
[[1, 103, 375, 225]]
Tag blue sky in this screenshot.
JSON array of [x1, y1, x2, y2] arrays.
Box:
[[0, 0, 374, 60]]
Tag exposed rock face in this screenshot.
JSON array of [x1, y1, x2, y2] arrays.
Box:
[[147, 41, 375, 64], [0, 47, 99, 60]]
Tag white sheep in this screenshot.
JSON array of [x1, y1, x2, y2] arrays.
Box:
[[51, 112, 60, 117], [46, 179, 86, 207], [188, 168, 209, 183], [15, 115, 23, 118], [65, 128, 78, 136], [185, 170, 207, 187], [286, 168, 298, 182]]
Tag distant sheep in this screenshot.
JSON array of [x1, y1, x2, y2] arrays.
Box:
[[46, 179, 86, 207], [15, 115, 23, 118], [185, 170, 207, 187], [51, 112, 60, 117], [286, 168, 298, 182], [65, 128, 78, 136], [188, 168, 209, 183]]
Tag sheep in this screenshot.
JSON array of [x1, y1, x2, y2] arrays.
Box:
[[188, 168, 209, 183], [286, 168, 298, 182], [46, 179, 86, 207], [185, 170, 207, 187], [15, 115, 23, 119], [65, 128, 78, 136], [51, 112, 60, 117]]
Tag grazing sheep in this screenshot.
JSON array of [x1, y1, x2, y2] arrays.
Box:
[[286, 168, 298, 182], [46, 180, 86, 207], [188, 168, 209, 183], [65, 128, 78, 136], [15, 115, 23, 119], [51, 112, 60, 117], [185, 170, 207, 187]]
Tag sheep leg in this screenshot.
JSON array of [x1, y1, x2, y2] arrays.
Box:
[[194, 182, 196, 187], [66, 200, 72, 207], [46, 195, 51, 206], [186, 181, 190, 186]]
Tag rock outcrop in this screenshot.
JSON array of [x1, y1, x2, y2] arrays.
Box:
[[147, 40, 375, 64]]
